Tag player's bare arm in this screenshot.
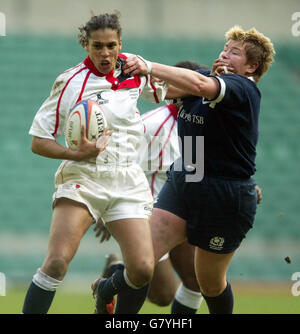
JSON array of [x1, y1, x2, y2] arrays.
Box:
[[150, 75, 189, 99], [124, 55, 219, 99], [31, 126, 112, 161], [165, 85, 191, 99]]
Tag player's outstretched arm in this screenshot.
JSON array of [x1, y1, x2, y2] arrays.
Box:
[[124, 55, 219, 99]]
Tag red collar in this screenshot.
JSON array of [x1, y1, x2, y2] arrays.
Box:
[[83, 56, 114, 77], [167, 104, 179, 120]]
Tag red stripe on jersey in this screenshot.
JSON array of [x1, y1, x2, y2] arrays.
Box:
[[150, 82, 159, 103], [83, 54, 141, 91], [142, 106, 165, 122], [76, 70, 92, 104], [83, 56, 113, 77], [113, 76, 141, 90], [158, 117, 176, 169], [105, 71, 119, 89], [167, 104, 179, 120], [60, 62, 83, 75], [149, 117, 176, 195], [148, 113, 172, 148], [52, 66, 87, 137], [118, 53, 128, 59]]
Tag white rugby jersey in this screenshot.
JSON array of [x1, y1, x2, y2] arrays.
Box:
[[137, 104, 181, 198], [29, 53, 167, 167]]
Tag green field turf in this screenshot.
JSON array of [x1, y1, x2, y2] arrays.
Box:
[[0, 282, 299, 314]]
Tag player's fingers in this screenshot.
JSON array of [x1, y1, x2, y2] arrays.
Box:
[[100, 232, 107, 243], [96, 129, 112, 150], [102, 127, 113, 137], [80, 125, 87, 140], [257, 191, 262, 204], [100, 229, 111, 243], [123, 58, 137, 74]]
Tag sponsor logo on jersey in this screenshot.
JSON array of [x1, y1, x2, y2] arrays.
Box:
[[144, 205, 152, 212], [209, 236, 225, 251], [96, 90, 109, 105], [179, 108, 204, 125], [60, 183, 81, 191]]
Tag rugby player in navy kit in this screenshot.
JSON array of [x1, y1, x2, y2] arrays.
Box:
[[123, 26, 275, 314]]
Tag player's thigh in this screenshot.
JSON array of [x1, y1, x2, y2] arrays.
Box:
[[169, 242, 199, 291], [150, 208, 187, 263], [194, 247, 235, 296], [148, 257, 178, 305], [107, 218, 154, 277], [44, 198, 94, 264]]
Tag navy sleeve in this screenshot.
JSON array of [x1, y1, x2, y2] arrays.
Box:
[[203, 74, 256, 108], [218, 74, 247, 106]]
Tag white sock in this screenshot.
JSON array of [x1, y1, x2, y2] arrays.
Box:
[[32, 268, 62, 292], [123, 269, 141, 289], [175, 283, 203, 310]]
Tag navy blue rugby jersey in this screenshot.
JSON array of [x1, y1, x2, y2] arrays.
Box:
[[178, 69, 261, 179]]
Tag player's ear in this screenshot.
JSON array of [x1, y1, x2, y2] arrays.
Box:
[[84, 40, 89, 53], [118, 38, 122, 52], [247, 61, 259, 74]]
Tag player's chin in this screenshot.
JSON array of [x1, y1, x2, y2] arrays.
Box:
[[98, 63, 113, 74]]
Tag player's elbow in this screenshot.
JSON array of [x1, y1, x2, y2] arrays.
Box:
[[31, 137, 38, 154], [31, 136, 43, 155], [191, 76, 219, 100]]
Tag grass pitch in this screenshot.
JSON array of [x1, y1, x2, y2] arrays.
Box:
[[0, 281, 299, 314]]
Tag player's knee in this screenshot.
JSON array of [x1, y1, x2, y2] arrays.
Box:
[[148, 290, 174, 307], [42, 257, 69, 281], [199, 282, 225, 297], [128, 260, 154, 287], [181, 277, 201, 292]]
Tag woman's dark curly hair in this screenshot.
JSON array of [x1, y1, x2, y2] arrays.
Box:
[[78, 12, 122, 47]]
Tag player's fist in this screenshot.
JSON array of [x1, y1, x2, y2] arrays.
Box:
[[123, 55, 150, 76]]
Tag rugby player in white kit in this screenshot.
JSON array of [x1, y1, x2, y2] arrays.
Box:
[[22, 12, 167, 314]]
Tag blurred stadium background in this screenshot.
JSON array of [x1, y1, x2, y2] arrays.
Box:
[[0, 0, 300, 313]]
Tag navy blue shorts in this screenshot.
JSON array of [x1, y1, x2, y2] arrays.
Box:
[[154, 166, 257, 254]]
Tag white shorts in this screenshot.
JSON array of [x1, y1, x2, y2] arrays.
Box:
[[53, 161, 153, 223]]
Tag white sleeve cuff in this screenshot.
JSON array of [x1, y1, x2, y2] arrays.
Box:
[[202, 77, 226, 109]]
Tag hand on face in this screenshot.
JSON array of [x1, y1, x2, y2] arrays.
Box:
[[211, 58, 235, 76]]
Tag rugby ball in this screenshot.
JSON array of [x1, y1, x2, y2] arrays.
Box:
[[65, 100, 107, 150]]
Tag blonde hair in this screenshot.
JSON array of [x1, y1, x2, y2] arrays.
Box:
[[225, 26, 275, 82]]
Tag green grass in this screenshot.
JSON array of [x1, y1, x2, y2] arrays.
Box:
[[0, 282, 299, 314]]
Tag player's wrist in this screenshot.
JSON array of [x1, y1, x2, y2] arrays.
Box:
[[136, 55, 152, 75]]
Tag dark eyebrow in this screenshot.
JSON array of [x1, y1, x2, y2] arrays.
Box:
[[91, 41, 118, 49], [231, 46, 242, 52]]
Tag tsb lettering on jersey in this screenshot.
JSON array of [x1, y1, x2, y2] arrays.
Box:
[[179, 108, 204, 125]]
